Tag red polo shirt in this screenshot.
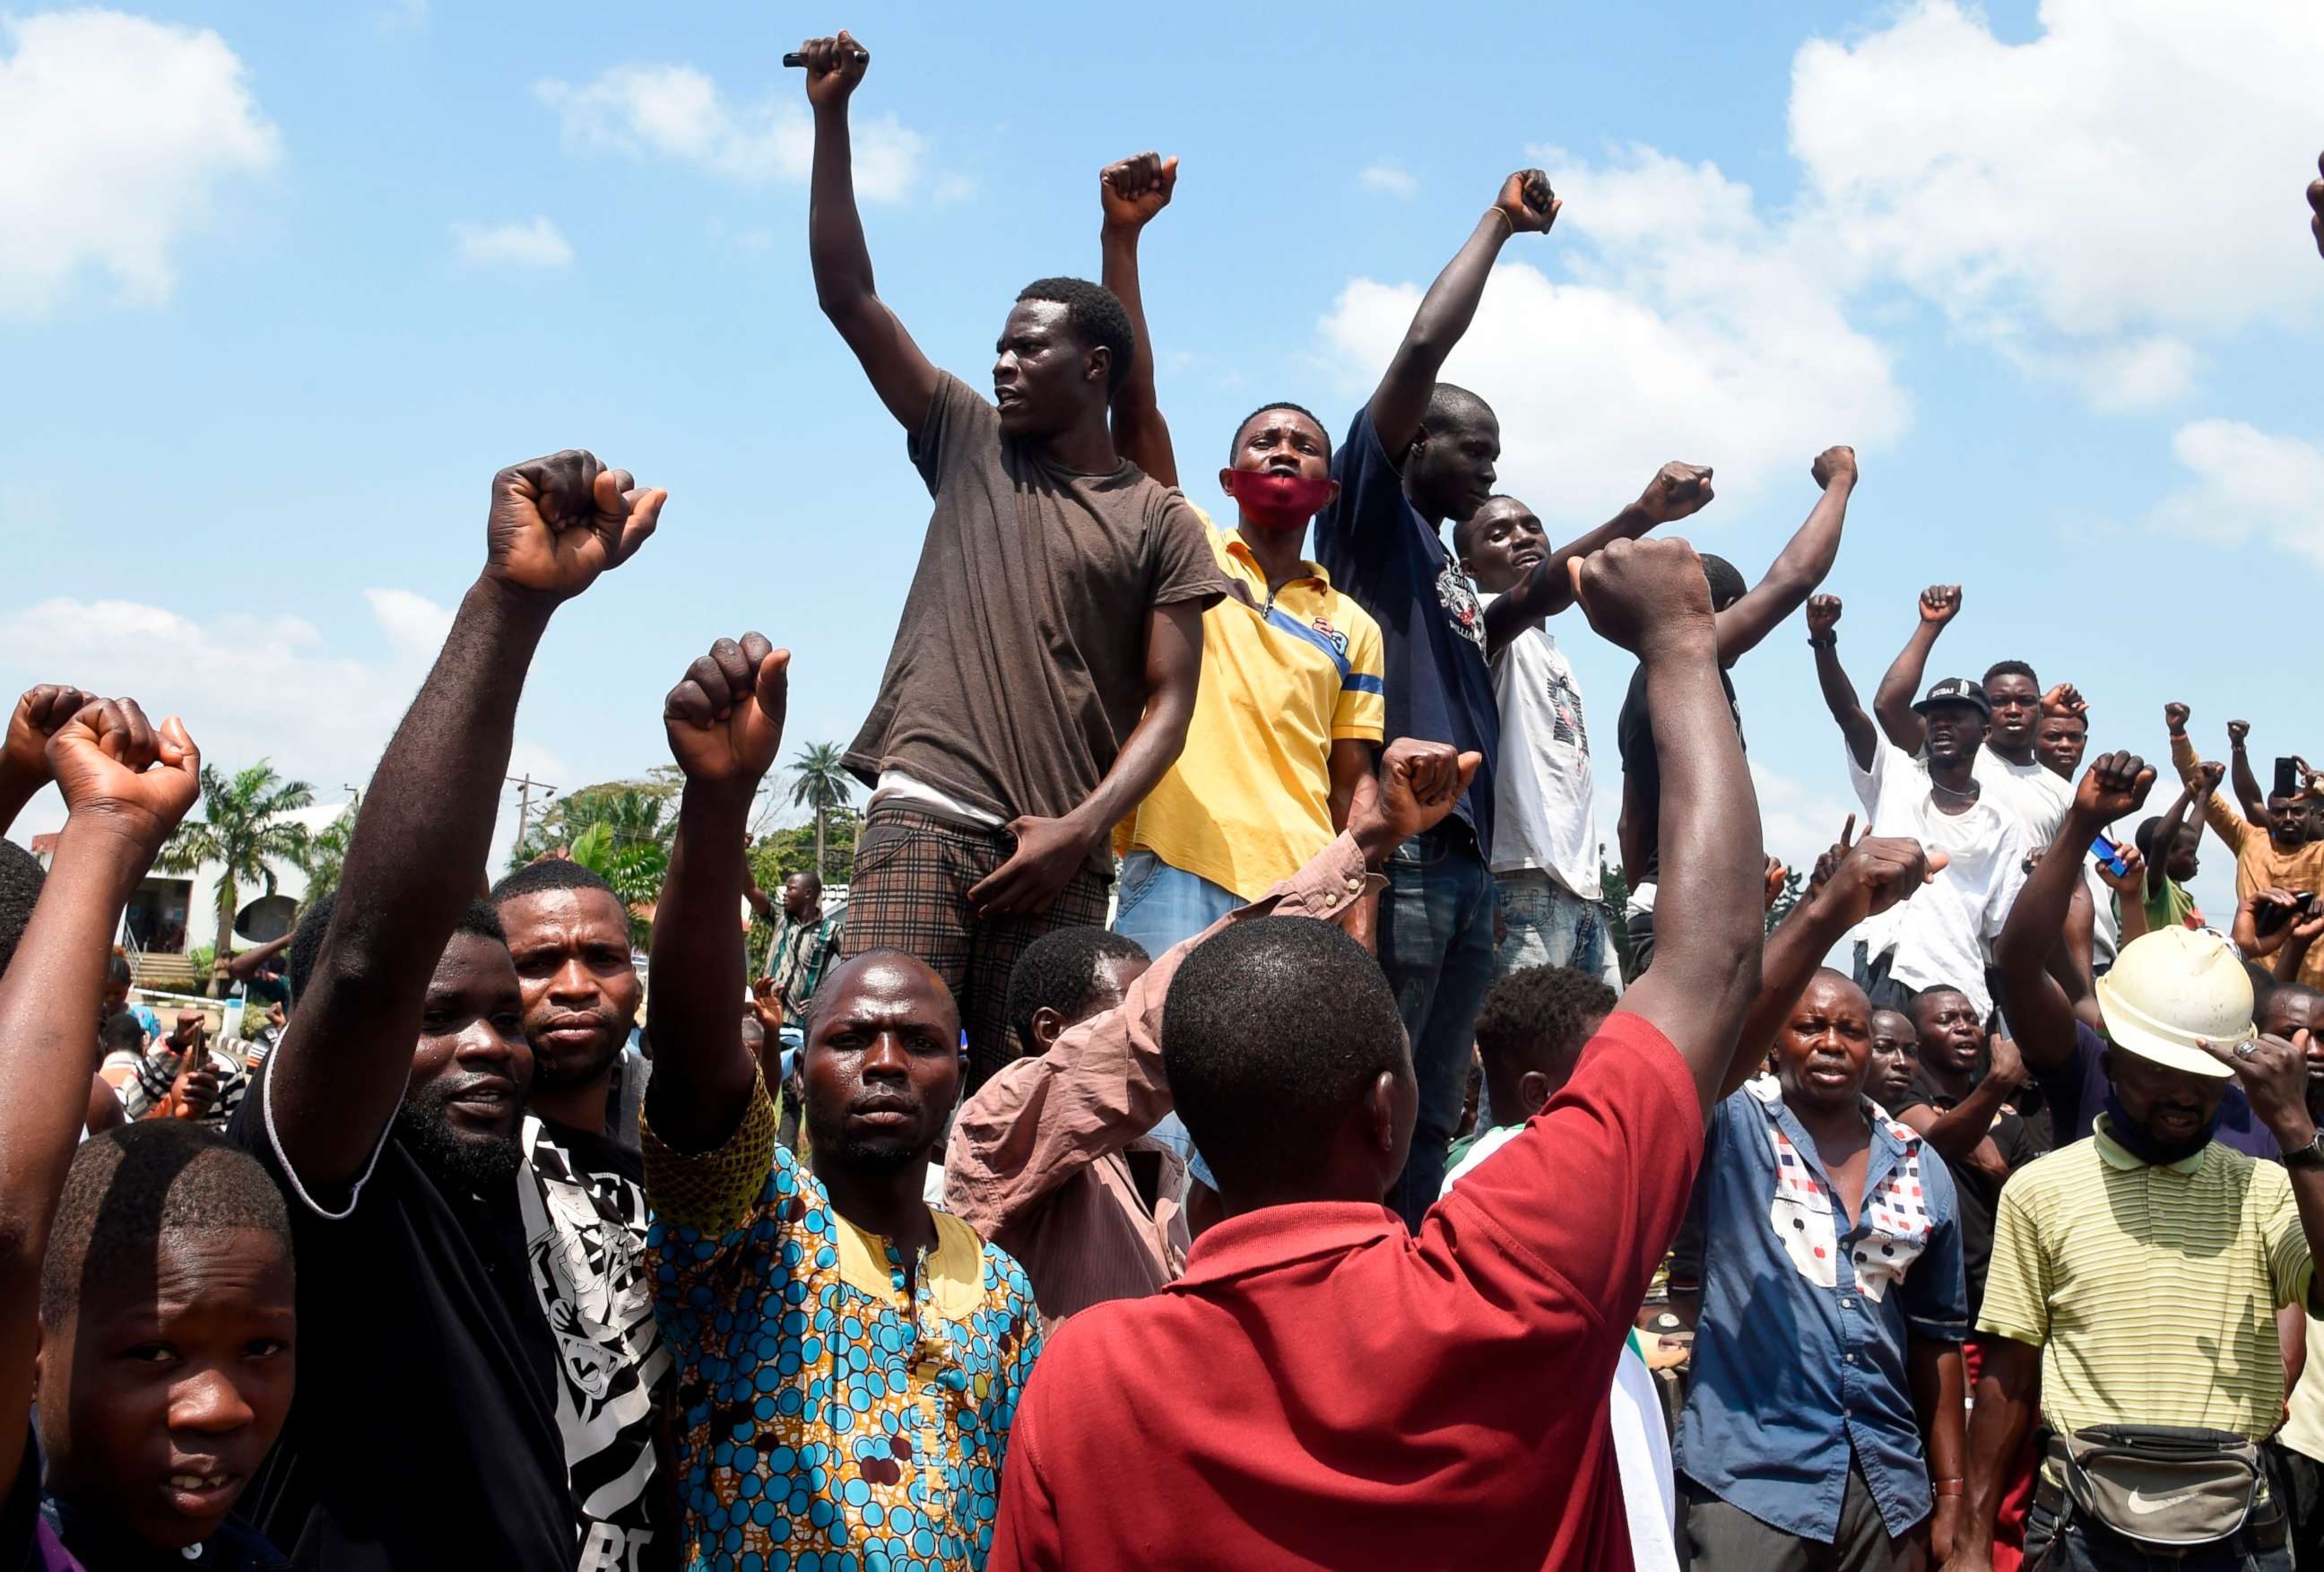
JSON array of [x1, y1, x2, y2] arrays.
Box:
[[987, 1011, 1704, 1571]]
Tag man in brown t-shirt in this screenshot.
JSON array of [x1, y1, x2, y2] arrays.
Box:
[[799, 32, 1226, 1084]]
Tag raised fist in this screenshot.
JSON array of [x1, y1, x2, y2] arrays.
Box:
[[1567, 536, 1713, 656], [664, 633, 791, 792], [2229, 719, 2251, 748], [1806, 595, 1843, 637], [4, 684, 96, 789], [799, 30, 868, 108], [45, 698, 200, 854], [1494, 169, 1558, 235], [1811, 446, 1858, 491], [1348, 739, 1480, 869], [1101, 152, 1177, 231], [1819, 827, 1946, 928], [2311, 152, 2323, 260], [2198, 759, 2227, 794], [2077, 751, 2157, 823], [2041, 682, 2087, 720], [1636, 461, 1715, 525], [485, 451, 662, 604], [1918, 585, 1962, 626], [2164, 700, 2190, 736]]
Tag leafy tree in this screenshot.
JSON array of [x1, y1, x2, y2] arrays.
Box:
[[1765, 867, 1808, 934], [158, 762, 316, 995], [298, 793, 359, 910], [786, 743, 854, 882], [744, 811, 860, 968], [507, 776, 680, 873]]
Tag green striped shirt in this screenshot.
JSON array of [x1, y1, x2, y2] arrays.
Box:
[[1980, 1117, 2315, 1442]]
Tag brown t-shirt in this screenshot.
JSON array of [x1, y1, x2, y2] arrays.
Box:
[[846, 371, 1227, 839]]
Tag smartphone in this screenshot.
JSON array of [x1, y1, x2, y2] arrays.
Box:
[[2277, 758, 2302, 798], [2254, 891, 2315, 939], [2090, 835, 2129, 878]]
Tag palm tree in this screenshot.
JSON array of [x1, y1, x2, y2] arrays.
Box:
[[787, 743, 854, 882], [159, 762, 316, 995], [298, 791, 360, 910]]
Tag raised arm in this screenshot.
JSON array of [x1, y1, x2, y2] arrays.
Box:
[[2166, 702, 2250, 850], [1899, 1033, 2024, 1170], [1367, 170, 1557, 456], [650, 635, 792, 1152], [2228, 720, 2269, 821], [0, 683, 94, 835], [1481, 461, 1713, 656], [223, 927, 296, 982], [1713, 446, 1856, 664], [1997, 752, 2155, 1076], [1097, 152, 1179, 487], [1726, 821, 1942, 1099], [266, 453, 660, 1192], [1805, 594, 1877, 770], [1567, 539, 1764, 1109], [2145, 770, 2207, 902], [1873, 585, 1959, 754], [0, 698, 197, 1494], [968, 600, 1203, 917], [801, 32, 941, 433]]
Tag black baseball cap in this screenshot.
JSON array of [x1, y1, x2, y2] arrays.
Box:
[[1912, 677, 1990, 718]]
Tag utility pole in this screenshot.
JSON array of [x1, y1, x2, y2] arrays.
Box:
[[508, 774, 558, 855]]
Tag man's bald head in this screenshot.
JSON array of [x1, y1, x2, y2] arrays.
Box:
[[807, 949, 960, 1043]]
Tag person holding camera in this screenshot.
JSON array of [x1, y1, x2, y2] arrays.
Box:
[[2168, 703, 2324, 990]]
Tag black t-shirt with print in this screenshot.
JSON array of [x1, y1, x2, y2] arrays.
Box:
[[226, 1085, 574, 1572], [1897, 1071, 2042, 1319]]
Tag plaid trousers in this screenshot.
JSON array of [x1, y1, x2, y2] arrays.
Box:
[[841, 807, 1113, 1090]]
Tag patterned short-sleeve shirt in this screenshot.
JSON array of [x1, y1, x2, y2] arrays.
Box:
[[644, 1080, 1042, 1571]]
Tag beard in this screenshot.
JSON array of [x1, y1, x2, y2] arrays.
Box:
[[395, 1083, 525, 1194], [530, 1029, 622, 1094]]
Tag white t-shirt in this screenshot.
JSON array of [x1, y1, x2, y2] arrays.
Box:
[[1847, 739, 2034, 1020], [1479, 594, 1600, 899], [1973, 749, 2071, 847], [1444, 1125, 1677, 1572]]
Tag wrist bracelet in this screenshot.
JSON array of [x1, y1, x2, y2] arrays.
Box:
[[1932, 1480, 1965, 1498], [1808, 633, 1836, 648], [1485, 206, 1513, 236]]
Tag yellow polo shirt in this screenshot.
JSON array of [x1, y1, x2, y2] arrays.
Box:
[[1117, 516, 1385, 899], [1979, 1117, 2315, 1446]]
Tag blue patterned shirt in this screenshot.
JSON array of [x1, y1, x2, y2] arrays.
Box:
[[644, 1082, 1042, 1571]]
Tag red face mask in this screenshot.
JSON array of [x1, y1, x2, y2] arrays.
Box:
[[1226, 470, 1335, 530]]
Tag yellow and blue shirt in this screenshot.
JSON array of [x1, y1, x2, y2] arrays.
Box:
[[1117, 516, 1386, 900], [644, 1080, 1042, 1571]]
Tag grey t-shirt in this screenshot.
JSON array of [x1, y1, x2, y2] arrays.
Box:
[[845, 372, 1227, 848]]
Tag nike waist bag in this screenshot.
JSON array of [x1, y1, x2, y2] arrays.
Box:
[[2051, 1423, 2260, 1547]]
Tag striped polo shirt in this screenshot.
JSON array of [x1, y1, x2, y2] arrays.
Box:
[[1979, 1116, 2315, 1443], [1115, 514, 1386, 900]]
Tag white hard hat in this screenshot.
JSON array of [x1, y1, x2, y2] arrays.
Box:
[[2094, 926, 2255, 1080]]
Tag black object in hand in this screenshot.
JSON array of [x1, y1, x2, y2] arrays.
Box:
[[782, 48, 868, 66]]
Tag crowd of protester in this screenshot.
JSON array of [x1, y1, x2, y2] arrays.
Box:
[[4, 36, 2324, 1572]]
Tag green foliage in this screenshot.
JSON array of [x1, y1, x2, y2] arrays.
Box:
[[504, 777, 683, 951], [298, 794, 358, 909], [743, 811, 860, 968], [1765, 867, 1808, 934], [786, 742, 855, 883], [157, 760, 316, 994]]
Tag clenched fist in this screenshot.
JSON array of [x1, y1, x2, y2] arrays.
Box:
[[484, 450, 662, 604]]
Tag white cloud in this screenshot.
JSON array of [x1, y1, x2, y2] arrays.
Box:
[[533, 65, 941, 203], [2146, 419, 2324, 568], [363, 587, 456, 658], [1359, 163, 1418, 199], [1789, 0, 2324, 404], [1751, 760, 1860, 873], [0, 9, 281, 317], [452, 216, 575, 270], [1316, 145, 1911, 525]]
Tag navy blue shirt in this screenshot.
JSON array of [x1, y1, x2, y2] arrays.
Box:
[[1313, 408, 1499, 850], [1676, 1081, 1969, 1543], [2039, 1019, 2276, 1158]]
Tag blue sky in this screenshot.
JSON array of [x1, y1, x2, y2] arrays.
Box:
[[4, 0, 2320, 923]]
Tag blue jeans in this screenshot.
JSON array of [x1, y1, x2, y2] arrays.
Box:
[[1381, 822, 1498, 1230], [1492, 868, 1607, 979], [1112, 850, 1243, 1166]]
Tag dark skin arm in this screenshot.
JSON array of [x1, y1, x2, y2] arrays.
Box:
[[1874, 585, 1960, 754], [1996, 752, 2155, 1078], [1565, 539, 1765, 1109], [1713, 447, 1858, 664], [1805, 595, 1878, 769], [2278, 905, 2324, 983], [1897, 1033, 2024, 1176], [222, 927, 296, 981], [1327, 739, 1372, 833], [0, 683, 95, 834], [967, 601, 1203, 917], [1481, 462, 1714, 657], [1727, 820, 1942, 1099], [1942, 1335, 2039, 1572], [2228, 720, 2268, 822], [1617, 769, 1650, 890], [2200, 1023, 2324, 1312], [1912, 1336, 1969, 1561], [2146, 771, 2207, 903], [0, 698, 197, 1496], [800, 33, 941, 433], [650, 635, 792, 1152], [269, 453, 661, 1191], [1097, 152, 1179, 487], [1368, 171, 1557, 458]]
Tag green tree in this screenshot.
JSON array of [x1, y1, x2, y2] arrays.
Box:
[[744, 811, 861, 966], [158, 761, 316, 995], [786, 743, 854, 882], [1765, 867, 1808, 934], [298, 793, 360, 910], [507, 777, 680, 872]]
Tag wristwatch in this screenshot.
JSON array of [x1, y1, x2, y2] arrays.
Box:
[[2285, 1130, 2324, 1169], [1808, 632, 1837, 649]]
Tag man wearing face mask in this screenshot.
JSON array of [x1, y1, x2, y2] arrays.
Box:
[[1093, 152, 1387, 954]]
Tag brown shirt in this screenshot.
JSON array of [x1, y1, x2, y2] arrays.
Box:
[[943, 831, 1383, 1320], [845, 371, 1227, 839]]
